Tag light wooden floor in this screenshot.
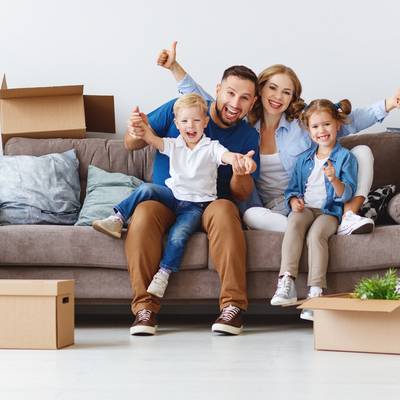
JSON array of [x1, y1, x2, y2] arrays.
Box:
[[1, 315, 399, 400]]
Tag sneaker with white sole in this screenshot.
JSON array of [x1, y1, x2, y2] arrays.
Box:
[[300, 287, 323, 321], [147, 270, 169, 298], [270, 272, 298, 306], [211, 305, 243, 335], [337, 211, 374, 235], [92, 215, 123, 239], [130, 309, 157, 336]]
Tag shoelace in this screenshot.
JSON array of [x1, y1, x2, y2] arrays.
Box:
[[137, 309, 152, 322], [219, 305, 240, 321], [280, 277, 292, 297]]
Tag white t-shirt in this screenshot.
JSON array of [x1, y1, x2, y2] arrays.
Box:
[[304, 155, 328, 209], [161, 135, 228, 202], [257, 153, 290, 203]]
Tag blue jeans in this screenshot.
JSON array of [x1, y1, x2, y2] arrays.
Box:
[[115, 183, 207, 272]]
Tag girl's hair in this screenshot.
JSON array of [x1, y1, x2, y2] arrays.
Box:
[[300, 99, 352, 129], [173, 93, 208, 117], [248, 64, 305, 125]]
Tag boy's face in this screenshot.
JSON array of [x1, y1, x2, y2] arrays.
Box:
[[174, 106, 209, 147], [308, 111, 340, 149], [214, 76, 257, 127]]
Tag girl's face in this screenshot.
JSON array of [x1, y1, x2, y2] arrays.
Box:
[[260, 73, 294, 117], [308, 111, 340, 149]]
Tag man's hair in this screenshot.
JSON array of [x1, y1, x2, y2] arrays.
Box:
[[173, 93, 208, 117], [221, 65, 258, 94]]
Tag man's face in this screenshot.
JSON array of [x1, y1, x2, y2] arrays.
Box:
[[214, 76, 257, 127]]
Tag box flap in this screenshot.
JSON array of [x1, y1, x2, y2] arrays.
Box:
[[298, 294, 400, 313], [0, 85, 83, 99], [83, 95, 116, 133], [0, 280, 74, 296]]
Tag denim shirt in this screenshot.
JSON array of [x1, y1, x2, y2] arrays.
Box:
[[178, 73, 388, 179], [285, 142, 358, 222]]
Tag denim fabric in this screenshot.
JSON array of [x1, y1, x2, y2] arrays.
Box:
[[115, 183, 205, 272], [285, 143, 358, 222]]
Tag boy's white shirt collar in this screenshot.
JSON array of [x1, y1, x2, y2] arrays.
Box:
[[175, 134, 210, 149]]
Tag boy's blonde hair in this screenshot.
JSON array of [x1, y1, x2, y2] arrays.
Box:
[[173, 93, 208, 117]]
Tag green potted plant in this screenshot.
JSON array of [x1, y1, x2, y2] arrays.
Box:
[[354, 268, 400, 300]]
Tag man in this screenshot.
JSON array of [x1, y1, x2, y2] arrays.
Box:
[[125, 43, 259, 336]]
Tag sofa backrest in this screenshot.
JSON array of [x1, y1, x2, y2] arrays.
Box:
[[4, 132, 400, 202], [4, 137, 155, 202], [339, 132, 400, 192]]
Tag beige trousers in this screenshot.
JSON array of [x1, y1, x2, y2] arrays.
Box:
[[124, 199, 248, 315], [280, 207, 338, 288]]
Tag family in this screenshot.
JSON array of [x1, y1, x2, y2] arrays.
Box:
[[93, 42, 400, 336]]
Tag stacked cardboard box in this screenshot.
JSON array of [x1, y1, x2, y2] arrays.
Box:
[[0, 73, 115, 145]]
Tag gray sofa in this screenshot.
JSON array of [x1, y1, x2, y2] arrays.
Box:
[[1, 133, 399, 304]]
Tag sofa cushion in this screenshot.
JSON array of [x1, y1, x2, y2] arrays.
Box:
[[388, 193, 400, 224], [207, 227, 400, 273], [4, 138, 155, 203], [0, 225, 208, 271], [75, 165, 143, 226], [359, 184, 396, 224], [0, 150, 80, 225]]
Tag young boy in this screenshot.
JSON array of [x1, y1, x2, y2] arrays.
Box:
[[93, 93, 256, 298]]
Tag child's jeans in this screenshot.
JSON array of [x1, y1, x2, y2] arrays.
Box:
[[280, 207, 338, 288], [115, 183, 207, 272]]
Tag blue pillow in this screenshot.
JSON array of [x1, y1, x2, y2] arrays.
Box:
[[75, 165, 143, 226], [0, 149, 80, 225]]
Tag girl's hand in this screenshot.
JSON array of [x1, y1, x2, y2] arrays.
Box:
[[290, 197, 304, 212], [386, 88, 400, 112], [323, 160, 336, 182]]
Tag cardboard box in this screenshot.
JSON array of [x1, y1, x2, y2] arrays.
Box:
[[298, 294, 400, 354], [0, 73, 115, 146], [0, 279, 74, 349]]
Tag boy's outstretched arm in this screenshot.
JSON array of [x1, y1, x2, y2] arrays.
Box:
[[224, 151, 257, 201], [157, 41, 187, 82]]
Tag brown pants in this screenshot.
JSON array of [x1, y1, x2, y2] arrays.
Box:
[[124, 199, 247, 315], [280, 207, 338, 288]]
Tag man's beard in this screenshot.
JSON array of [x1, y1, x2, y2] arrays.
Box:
[[215, 102, 243, 127]]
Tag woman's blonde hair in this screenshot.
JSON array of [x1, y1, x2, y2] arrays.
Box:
[[173, 93, 208, 117], [248, 64, 305, 125], [300, 99, 352, 129]]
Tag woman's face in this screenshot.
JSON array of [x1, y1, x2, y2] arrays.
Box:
[[260, 73, 294, 117]]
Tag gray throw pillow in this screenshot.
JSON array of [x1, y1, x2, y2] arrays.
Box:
[[0, 149, 80, 225], [75, 165, 143, 226]]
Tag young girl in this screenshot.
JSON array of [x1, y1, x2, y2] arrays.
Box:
[[269, 99, 358, 321]]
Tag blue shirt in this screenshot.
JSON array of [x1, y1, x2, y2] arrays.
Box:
[[178, 73, 388, 179], [285, 143, 358, 222], [148, 98, 260, 200]]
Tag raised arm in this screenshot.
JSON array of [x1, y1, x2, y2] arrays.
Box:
[[157, 41, 214, 101], [128, 108, 164, 152], [124, 106, 149, 151], [338, 88, 400, 137]]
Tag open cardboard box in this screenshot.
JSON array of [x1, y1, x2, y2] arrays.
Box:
[[298, 293, 400, 354], [0, 74, 115, 146], [0, 279, 75, 349]]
